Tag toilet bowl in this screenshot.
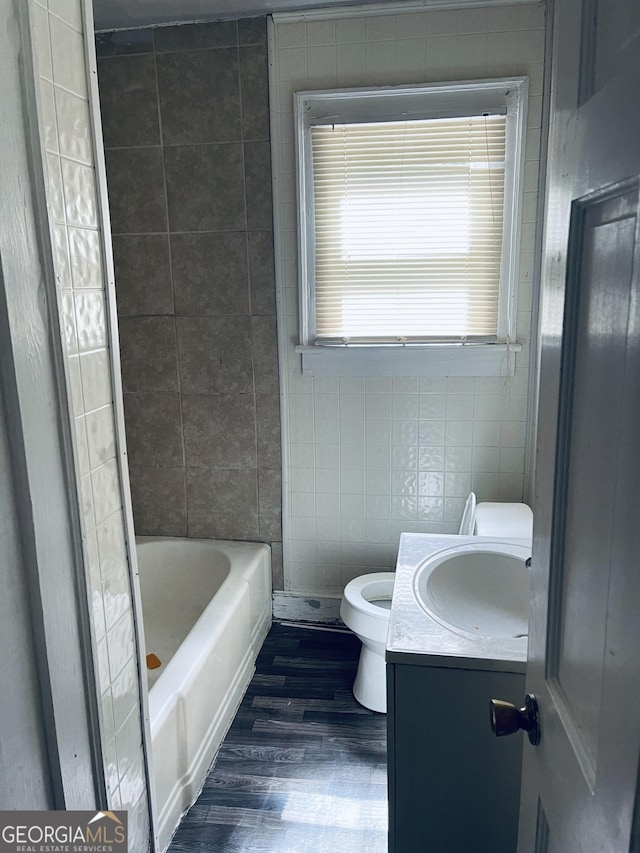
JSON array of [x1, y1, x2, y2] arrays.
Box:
[[340, 572, 395, 713]]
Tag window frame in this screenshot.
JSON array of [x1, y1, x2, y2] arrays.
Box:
[[294, 77, 529, 376]]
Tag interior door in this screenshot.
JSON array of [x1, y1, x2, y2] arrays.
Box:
[[518, 1, 640, 850]]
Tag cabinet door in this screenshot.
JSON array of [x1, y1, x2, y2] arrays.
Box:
[[389, 662, 525, 853]]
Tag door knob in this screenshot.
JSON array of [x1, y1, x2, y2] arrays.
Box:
[[490, 693, 540, 746]]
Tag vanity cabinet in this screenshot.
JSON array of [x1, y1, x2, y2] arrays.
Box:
[[387, 657, 525, 853]]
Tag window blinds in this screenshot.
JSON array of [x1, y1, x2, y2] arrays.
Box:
[[310, 115, 507, 344]]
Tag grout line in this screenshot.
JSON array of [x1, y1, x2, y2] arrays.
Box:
[[47, 76, 90, 101], [103, 136, 270, 152], [146, 44, 241, 57], [151, 43, 188, 506], [47, 8, 83, 35], [110, 227, 272, 237]]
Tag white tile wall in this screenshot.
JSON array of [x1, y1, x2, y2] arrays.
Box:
[[271, 3, 545, 597], [29, 0, 149, 843]]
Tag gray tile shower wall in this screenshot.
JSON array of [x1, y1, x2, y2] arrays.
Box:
[[97, 19, 282, 584]]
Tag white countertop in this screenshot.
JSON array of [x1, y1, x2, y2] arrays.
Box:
[[386, 532, 529, 674]]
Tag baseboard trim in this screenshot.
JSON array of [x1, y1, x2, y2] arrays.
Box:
[[272, 592, 344, 625]]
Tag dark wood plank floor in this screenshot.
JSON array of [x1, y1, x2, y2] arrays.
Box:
[[168, 623, 388, 853]]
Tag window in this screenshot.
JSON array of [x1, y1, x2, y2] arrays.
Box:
[[294, 78, 528, 376]]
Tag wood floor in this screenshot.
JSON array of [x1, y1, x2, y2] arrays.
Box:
[[168, 623, 388, 853]]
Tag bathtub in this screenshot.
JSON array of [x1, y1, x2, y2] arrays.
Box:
[[136, 537, 272, 851]]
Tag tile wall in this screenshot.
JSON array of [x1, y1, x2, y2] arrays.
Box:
[[97, 19, 283, 584], [271, 4, 545, 597], [29, 0, 149, 847]]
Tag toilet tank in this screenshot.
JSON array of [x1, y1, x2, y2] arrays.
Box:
[[474, 501, 533, 540]]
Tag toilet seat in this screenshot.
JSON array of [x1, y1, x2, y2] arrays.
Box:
[[458, 491, 477, 535], [343, 573, 395, 620]]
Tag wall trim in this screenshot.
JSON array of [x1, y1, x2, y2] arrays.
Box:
[[272, 0, 543, 22], [268, 15, 295, 603], [296, 343, 522, 377], [523, 0, 553, 505], [0, 0, 103, 808], [94, 0, 544, 32], [272, 592, 344, 625]]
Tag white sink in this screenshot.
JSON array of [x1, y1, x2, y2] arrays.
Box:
[[412, 541, 530, 642]]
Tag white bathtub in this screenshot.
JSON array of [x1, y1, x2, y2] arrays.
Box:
[[136, 537, 272, 851]]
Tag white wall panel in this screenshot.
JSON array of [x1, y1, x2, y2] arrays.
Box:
[[270, 2, 545, 600]]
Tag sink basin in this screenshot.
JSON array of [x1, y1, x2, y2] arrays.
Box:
[[412, 541, 530, 641]]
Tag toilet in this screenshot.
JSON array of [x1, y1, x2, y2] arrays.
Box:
[[340, 493, 533, 713], [340, 572, 395, 713]]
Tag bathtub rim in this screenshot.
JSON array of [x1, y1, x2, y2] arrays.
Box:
[[135, 535, 272, 850], [135, 535, 271, 733]]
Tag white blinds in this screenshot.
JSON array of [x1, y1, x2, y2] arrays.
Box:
[[310, 115, 507, 343]]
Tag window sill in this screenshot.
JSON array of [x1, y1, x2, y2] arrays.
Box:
[[295, 343, 522, 378]]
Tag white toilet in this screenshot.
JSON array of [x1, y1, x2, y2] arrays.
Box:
[[340, 572, 395, 713], [340, 493, 533, 713]]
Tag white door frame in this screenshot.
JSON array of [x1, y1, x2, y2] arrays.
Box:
[[80, 0, 160, 844], [1, 3, 158, 838], [0, 0, 103, 808]]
